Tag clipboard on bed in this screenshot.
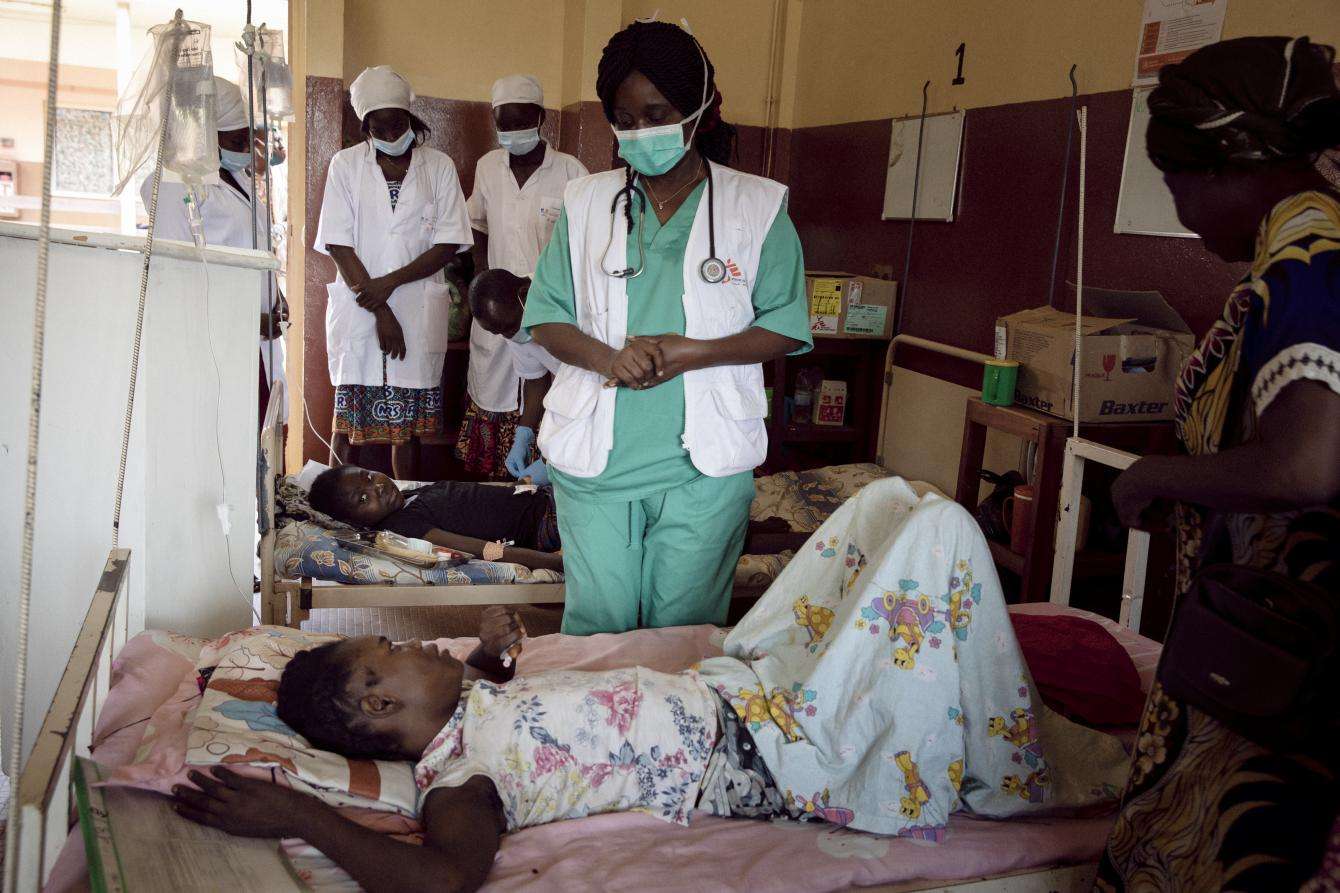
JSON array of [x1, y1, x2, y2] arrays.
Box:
[[73, 758, 305, 891]]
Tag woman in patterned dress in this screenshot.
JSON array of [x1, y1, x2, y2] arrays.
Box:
[[1101, 36, 1340, 891], [315, 66, 474, 480]]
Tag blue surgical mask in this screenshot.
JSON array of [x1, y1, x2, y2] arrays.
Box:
[[509, 327, 533, 345], [219, 147, 252, 173], [498, 127, 541, 156], [372, 128, 415, 157]]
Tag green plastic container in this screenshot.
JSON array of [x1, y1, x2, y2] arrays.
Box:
[[982, 359, 1019, 406]]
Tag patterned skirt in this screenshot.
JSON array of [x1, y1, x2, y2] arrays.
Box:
[[334, 384, 442, 446], [455, 398, 523, 480]]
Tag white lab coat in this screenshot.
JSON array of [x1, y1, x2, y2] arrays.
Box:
[[465, 144, 587, 412], [142, 175, 288, 414], [314, 142, 473, 389]]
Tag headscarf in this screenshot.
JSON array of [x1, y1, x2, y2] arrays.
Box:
[[595, 20, 732, 164], [1146, 36, 1340, 175], [349, 65, 415, 121], [213, 77, 249, 132], [491, 74, 544, 108]]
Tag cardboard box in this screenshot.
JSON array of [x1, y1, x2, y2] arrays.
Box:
[[995, 288, 1194, 423], [814, 380, 848, 426], [805, 272, 897, 339]]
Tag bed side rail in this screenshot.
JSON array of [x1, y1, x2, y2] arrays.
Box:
[[1049, 438, 1150, 633], [10, 548, 131, 892]]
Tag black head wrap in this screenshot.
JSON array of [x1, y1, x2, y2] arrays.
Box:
[[596, 20, 735, 165], [1147, 36, 1340, 173]]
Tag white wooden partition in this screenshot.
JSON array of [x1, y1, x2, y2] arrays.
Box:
[[1049, 438, 1151, 633], [8, 549, 132, 893]]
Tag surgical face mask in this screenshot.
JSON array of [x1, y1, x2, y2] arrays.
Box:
[[497, 127, 541, 156], [219, 147, 253, 173], [613, 108, 706, 176], [611, 41, 712, 177], [372, 128, 415, 157]]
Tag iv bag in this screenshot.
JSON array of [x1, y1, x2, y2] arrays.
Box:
[[237, 27, 294, 122], [112, 15, 217, 194]]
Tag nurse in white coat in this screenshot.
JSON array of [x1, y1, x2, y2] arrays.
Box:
[[457, 74, 588, 480], [315, 66, 473, 480], [142, 76, 287, 421]]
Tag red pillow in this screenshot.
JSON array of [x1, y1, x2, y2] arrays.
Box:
[[1010, 613, 1145, 728]]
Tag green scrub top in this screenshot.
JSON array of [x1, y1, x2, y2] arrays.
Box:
[[524, 178, 812, 503]]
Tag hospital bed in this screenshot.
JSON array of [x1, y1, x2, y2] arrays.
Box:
[[16, 541, 1157, 892], [258, 336, 971, 630], [12, 337, 1157, 892]]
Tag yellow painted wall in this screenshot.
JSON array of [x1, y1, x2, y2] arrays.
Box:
[[793, 0, 1340, 127], [620, 0, 786, 126], [341, 0, 567, 106]]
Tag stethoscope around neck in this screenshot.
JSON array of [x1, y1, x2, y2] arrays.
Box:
[[601, 159, 727, 284]]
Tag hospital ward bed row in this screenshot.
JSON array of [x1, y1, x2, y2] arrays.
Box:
[[14, 338, 1159, 892]]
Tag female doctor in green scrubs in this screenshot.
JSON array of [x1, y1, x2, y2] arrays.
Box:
[[524, 21, 811, 635]]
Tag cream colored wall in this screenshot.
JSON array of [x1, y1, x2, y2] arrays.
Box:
[[341, 0, 567, 106], [793, 0, 1340, 127]]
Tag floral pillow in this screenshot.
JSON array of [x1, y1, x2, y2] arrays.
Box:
[[186, 626, 421, 816]]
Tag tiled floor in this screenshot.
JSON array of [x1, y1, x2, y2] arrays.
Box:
[[300, 605, 564, 640]]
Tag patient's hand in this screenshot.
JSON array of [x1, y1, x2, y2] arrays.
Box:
[[173, 767, 323, 839], [478, 605, 524, 659]]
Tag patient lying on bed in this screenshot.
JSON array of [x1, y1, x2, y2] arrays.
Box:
[[309, 465, 563, 572], [171, 481, 1131, 893]]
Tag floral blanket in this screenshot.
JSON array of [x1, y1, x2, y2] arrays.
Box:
[[699, 478, 1130, 839]]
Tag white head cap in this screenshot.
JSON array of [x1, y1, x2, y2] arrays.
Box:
[[491, 74, 544, 109], [350, 65, 415, 121], [213, 77, 249, 132]]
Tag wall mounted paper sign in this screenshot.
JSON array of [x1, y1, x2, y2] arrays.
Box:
[[1115, 86, 1196, 238], [1132, 0, 1228, 87], [882, 109, 964, 222]]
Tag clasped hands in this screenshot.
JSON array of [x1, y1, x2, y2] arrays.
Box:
[[603, 334, 701, 390]]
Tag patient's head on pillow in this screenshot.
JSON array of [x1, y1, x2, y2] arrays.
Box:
[[309, 465, 406, 528], [278, 636, 466, 760]]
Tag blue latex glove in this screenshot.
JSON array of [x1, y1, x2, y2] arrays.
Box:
[[519, 458, 550, 487], [506, 426, 536, 478]]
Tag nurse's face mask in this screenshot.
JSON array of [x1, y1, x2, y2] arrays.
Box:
[[495, 103, 543, 157], [219, 147, 252, 173], [611, 41, 711, 177], [372, 128, 415, 157], [366, 109, 416, 157]]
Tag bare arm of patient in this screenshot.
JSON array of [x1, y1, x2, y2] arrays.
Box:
[[172, 770, 504, 893], [422, 527, 563, 573]]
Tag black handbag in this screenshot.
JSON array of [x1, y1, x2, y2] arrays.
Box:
[[1158, 524, 1339, 750]]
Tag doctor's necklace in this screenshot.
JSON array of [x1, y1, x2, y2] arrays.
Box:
[[643, 160, 703, 212]]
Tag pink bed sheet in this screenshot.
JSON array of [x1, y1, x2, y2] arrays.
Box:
[[50, 609, 1159, 892]]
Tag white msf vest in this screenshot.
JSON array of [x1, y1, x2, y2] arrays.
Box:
[[538, 164, 787, 479]]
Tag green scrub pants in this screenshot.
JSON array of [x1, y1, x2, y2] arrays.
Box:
[[551, 472, 754, 635]]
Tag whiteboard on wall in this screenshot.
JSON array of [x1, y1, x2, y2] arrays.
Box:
[[883, 109, 964, 222], [1115, 86, 1196, 238]]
